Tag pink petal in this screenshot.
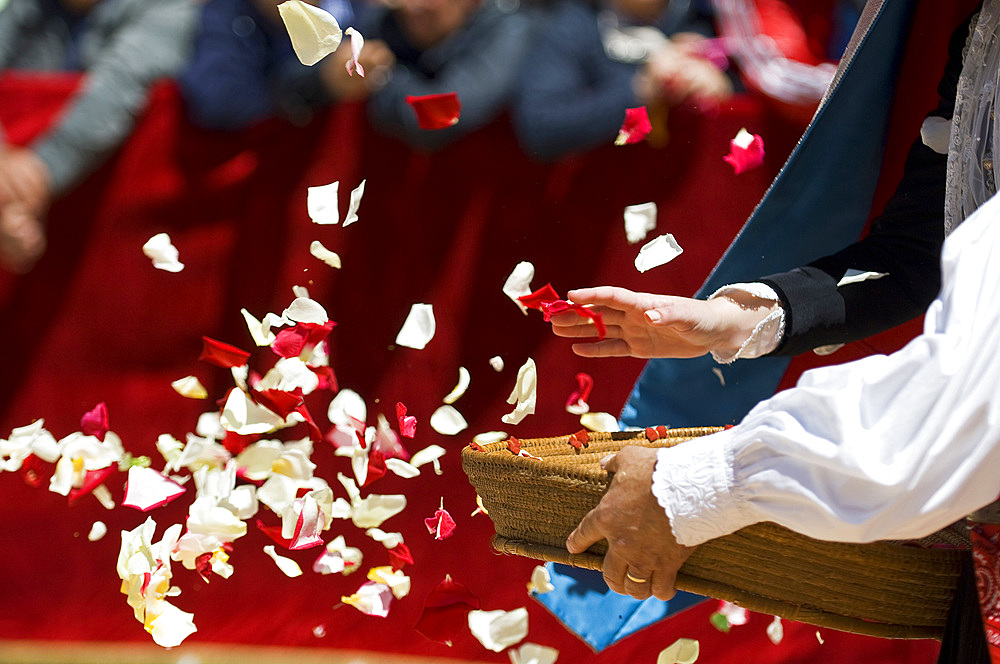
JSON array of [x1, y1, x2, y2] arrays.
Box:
[[199, 336, 251, 368], [80, 402, 109, 441], [396, 402, 417, 438], [415, 575, 480, 645], [615, 106, 652, 146], [424, 507, 456, 540], [565, 372, 595, 413], [406, 92, 461, 130], [723, 128, 765, 174], [271, 321, 336, 359], [122, 466, 187, 512], [345, 27, 365, 77]]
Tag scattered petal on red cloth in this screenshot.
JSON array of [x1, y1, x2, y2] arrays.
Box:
[[20, 453, 47, 488], [80, 402, 109, 441], [256, 519, 294, 549], [395, 402, 417, 439], [415, 575, 481, 646], [424, 504, 457, 540], [312, 365, 338, 392], [615, 106, 652, 146], [68, 466, 116, 505], [388, 542, 414, 570], [540, 299, 606, 339], [517, 283, 560, 311], [122, 466, 187, 512], [723, 128, 765, 174], [251, 388, 304, 419], [406, 92, 461, 130], [292, 403, 323, 443], [565, 372, 594, 414], [363, 447, 387, 488], [271, 321, 336, 359], [199, 336, 251, 368], [223, 430, 258, 456]]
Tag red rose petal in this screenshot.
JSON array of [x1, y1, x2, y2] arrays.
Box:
[[388, 542, 414, 570], [424, 507, 456, 540], [723, 131, 765, 174], [566, 372, 595, 410], [406, 92, 461, 130], [256, 519, 293, 549], [395, 402, 417, 439], [224, 430, 258, 456], [199, 336, 251, 368], [272, 321, 336, 359], [517, 283, 560, 311], [251, 388, 304, 419], [312, 365, 338, 392], [363, 447, 387, 488], [616, 106, 652, 145], [415, 575, 480, 646], [80, 402, 109, 441], [68, 466, 116, 504], [540, 299, 606, 339], [506, 437, 521, 455]]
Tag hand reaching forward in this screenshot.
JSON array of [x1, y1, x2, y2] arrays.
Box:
[[549, 286, 777, 359], [566, 446, 694, 600]]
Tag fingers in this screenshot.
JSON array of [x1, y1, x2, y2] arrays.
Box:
[[651, 567, 679, 601], [566, 508, 603, 554], [571, 339, 631, 358]]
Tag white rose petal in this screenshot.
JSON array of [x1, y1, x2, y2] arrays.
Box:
[[635, 234, 683, 273], [580, 412, 619, 432], [430, 405, 468, 436], [88, 521, 108, 541], [328, 388, 366, 428], [278, 0, 343, 66], [365, 528, 404, 549], [509, 642, 560, 664], [468, 608, 529, 653], [442, 366, 471, 405], [148, 602, 197, 648], [472, 431, 507, 445], [502, 358, 536, 425], [171, 375, 207, 399], [527, 565, 554, 594], [220, 389, 285, 435], [409, 444, 446, 468], [385, 457, 420, 478], [343, 179, 365, 226], [307, 180, 339, 224], [142, 233, 184, 272], [395, 303, 435, 350], [122, 466, 187, 512], [283, 296, 328, 324], [310, 240, 342, 269], [264, 544, 303, 577], [732, 127, 755, 148], [766, 616, 784, 645], [503, 261, 535, 315], [351, 494, 407, 529], [489, 356, 504, 372], [343, 581, 393, 617], [624, 202, 657, 244], [657, 638, 700, 664], [837, 269, 888, 287]]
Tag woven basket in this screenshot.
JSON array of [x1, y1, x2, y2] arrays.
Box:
[[461, 427, 967, 640]]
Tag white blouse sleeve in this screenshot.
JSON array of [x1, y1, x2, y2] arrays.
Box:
[[652, 192, 1000, 547]]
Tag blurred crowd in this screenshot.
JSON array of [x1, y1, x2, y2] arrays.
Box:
[[0, 0, 863, 274]]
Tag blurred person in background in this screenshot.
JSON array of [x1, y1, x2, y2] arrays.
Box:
[[179, 0, 373, 129], [0, 0, 196, 274], [512, 0, 734, 161]]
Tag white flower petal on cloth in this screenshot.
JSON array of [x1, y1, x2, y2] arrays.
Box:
[[624, 202, 657, 245], [277, 0, 342, 66], [369, 566, 410, 599], [473, 431, 508, 445], [509, 642, 560, 664], [657, 638, 700, 664], [283, 296, 329, 324], [186, 496, 248, 541], [344, 28, 365, 77], [502, 262, 535, 315], [142, 233, 184, 272], [148, 602, 197, 648], [350, 443, 369, 486], [292, 284, 310, 299], [395, 303, 435, 350], [337, 472, 362, 505], [221, 389, 286, 435], [443, 367, 471, 404], [766, 616, 784, 645], [527, 565, 554, 594], [635, 234, 683, 273], [489, 356, 504, 372], [385, 457, 420, 478], [88, 521, 108, 541], [365, 528, 404, 549], [468, 608, 529, 653], [241, 308, 272, 347], [328, 388, 367, 428], [502, 358, 536, 425], [226, 484, 259, 520], [92, 484, 116, 510], [235, 439, 283, 481], [343, 581, 393, 617], [343, 179, 366, 226], [264, 544, 303, 577], [317, 534, 363, 575], [171, 375, 207, 399], [717, 601, 748, 626], [195, 411, 226, 441], [921, 116, 951, 155], [7, 419, 60, 463], [580, 412, 619, 433], [837, 269, 888, 287], [351, 494, 407, 528], [310, 240, 342, 269], [430, 405, 468, 436], [123, 466, 187, 512], [258, 357, 320, 394], [409, 444, 446, 468], [307, 180, 339, 224]]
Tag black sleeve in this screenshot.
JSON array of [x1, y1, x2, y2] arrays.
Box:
[[758, 10, 969, 357]]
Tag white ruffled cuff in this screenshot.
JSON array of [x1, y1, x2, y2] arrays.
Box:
[[650, 430, 760, 546], [707, 283, 786, 364]]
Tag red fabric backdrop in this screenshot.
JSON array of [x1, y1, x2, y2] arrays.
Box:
[[0, 74, 936, 662]]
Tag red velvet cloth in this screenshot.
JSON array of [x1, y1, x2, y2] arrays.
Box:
[[0, 74, 936, 662]]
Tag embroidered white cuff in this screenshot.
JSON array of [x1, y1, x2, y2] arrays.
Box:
[[707, 283, 786, 364]]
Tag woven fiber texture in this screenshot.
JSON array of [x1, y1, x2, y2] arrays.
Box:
[[461, 428, 965, 640]]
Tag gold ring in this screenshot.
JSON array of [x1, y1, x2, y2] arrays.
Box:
[[626, 571, 648, 584]]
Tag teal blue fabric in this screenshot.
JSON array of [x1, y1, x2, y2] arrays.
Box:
[[542, 0, 921, 650]]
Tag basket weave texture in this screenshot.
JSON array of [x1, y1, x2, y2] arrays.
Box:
[[461, 427, 965, 640]]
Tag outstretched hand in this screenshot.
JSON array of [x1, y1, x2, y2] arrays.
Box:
[[566, 446, 694, 600], [548, 286, 766, 360]]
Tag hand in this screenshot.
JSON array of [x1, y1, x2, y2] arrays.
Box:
[[0, 146, 52, 215], [321, 39, 396, 102], [549, 286, 777, 359], [0, 202, 47, 274], [567, 446, 694, 600], [636, 40, 733, 109]]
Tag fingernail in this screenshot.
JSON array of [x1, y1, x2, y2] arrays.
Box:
[[644, 310, 661, 323]]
